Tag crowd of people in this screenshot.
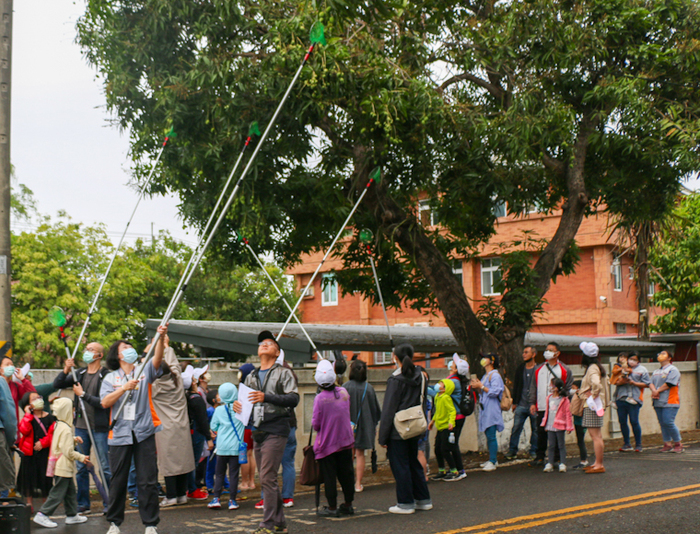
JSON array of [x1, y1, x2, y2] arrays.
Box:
[[0, 331, 686, 534]]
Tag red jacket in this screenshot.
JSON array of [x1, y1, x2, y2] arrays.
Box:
[[18, 412, 55, 456], [8, 378, 35, 442]]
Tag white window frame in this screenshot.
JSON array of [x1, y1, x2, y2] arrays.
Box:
[[612, 257, 623, 292], [452, 259, 463, 287], [418, 199, 438, 227], [481, 258, 502, 296], [321, 273, 338, 306], [615, 323, 627, 334], [374, 351, 393, 365], [492, 199, 507, 218], [648, 281, 655, 297]]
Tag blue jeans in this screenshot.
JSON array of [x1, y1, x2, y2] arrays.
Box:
[[654, 406, 681, 443], [75, 428, 112, 509], [261, 427, 297, 501], [508, 405, 538, 456], [616, 400, 642, 448], [128, 459, 137, 497], [484, 426, 498, 464], [188, 431, 206, 492]]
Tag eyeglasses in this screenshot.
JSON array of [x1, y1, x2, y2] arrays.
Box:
[[258, 341, 276, 347]]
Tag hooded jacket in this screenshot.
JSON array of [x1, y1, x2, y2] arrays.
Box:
[[210, 383, 245, 456], [378, 366, 427, 445], [18, 410, 55, 456], [244, 363, 299, 438], [433, 379, 457, 431], [51, 397, 86, 478]]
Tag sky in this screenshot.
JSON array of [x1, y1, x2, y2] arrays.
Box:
[[10, 1, 700, 247], [12, 1, 195, 245]]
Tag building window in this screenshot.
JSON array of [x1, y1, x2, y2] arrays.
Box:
[[493, 200, 507, 218], [453, 260, 463, 286], [612, 257, 622, 292], [481, 258, 502, 296], [648, 282, 655, 297], [419, 199, 439, 227], [615, 323, 627, 334], [321, 274, 338, 306], [374, 352, 393, 365]]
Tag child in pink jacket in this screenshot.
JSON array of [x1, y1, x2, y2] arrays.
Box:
[[541, 378, 573, 473]]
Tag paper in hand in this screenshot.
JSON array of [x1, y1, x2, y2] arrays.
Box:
[[586, 395, 605, 416], [236, 383, 255, 426]]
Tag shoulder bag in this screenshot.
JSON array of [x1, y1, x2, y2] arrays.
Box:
[[351, 383, 368, 435], [225, 405, 248, 464], [393, 372, 428, 440], [299, 429, 322, 486]]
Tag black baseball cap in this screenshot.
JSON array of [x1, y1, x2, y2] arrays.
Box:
[[258, 330, 280, 349]]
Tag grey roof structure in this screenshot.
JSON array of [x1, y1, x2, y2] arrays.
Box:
[[146, 319, 675, 363]]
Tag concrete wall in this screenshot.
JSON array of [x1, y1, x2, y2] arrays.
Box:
[[35, 362, 700, 469]]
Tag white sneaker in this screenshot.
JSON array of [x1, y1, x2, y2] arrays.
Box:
[[107, 522, 121, 534], [145, 527, 158, 534], [66, 514, 88, 525], [388, 505, 415, 514], [559, 463, 567, 473], [160, 497, 177, 507], [482, 461, 497, 472], [33, 512, 58, 528], [415, 502, 433, 511], [543, 463, 554, 472], [480, 461, 498, 468], [176, 495, 188, 505]]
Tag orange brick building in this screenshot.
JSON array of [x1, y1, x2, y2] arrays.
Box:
[[287, 205, 660, 366]]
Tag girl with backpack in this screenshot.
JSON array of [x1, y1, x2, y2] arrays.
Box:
[[471, 353, 504, 472]]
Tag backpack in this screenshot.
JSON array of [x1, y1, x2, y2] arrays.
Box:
[[458, 378, 476, 416]]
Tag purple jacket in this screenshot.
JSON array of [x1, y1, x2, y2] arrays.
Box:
[[312, 387, 355, 460]]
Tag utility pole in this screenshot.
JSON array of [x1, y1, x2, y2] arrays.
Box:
[[0, 1, 12, 360]]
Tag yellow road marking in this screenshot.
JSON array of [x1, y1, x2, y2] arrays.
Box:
[[469, 489, 700, 533], [438, 483, 700, 534]]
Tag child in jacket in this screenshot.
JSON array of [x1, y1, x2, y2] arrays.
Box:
[[207, 382, 244, 510], [428, 379, 464, 481], [541, 378, 574, 473], [33, 397, 91, 528], [17, 392, 55, 510]]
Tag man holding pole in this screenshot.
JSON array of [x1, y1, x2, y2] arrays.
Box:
[[233, 331, 299, 534], [53, 341, 112, 513]]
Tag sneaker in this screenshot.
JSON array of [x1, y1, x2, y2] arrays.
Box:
[[504, 452, 518, 461], [480, 461, 499, 468], [145, 527, 158, 534], [66, 514, 88, 525], [672, 443, 684, 453], [528, 459, 544, 468], [543, 463, 554, 473], [482, 461, 497, 472], [208, 498, 221, 509], [572, 461, 589, 470], [559, 463, 567, 473], [229, 500, 240, 510], [187, 488, 209, 500], [338, 503, 354, 515], [273, 526, 288, 534], [282, 498, 294, 508], [660, 443, 673, 452], [355, 485, 363, 493], [77, 505, 91, 514], [416, 501, 433, 511], [107, 523, 121, 534], [430, 471, 447, 481], [251, 529, 274, 534], [129, 497, 139, 508], [388, 505, 415, 514], [634, 448, 643, 453], [255, 499, 265, 510], [445, 471, 467, 482], [160, 497, 177, 507], [317, 506, 339, 517], [619, 446, 634, 452], [443, 471, 458, 481], [176, 495, 188, 505], [33, 512, 58, 528]]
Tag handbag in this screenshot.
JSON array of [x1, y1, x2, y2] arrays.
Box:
[[46, 450, 61, 478], [500, 384, 513, 411], [300, 429, 322, 486], [570, 391, 584, 417], [225, 405, 248, 464], [351, 383, 368, 435], [393, 371, 428, 440]]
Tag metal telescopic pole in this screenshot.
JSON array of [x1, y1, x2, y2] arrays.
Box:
[[367, 248, 394, 348], [111, 43, 319, 427]]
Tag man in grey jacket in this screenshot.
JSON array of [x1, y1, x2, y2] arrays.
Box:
[[234, 331, 299, 534]]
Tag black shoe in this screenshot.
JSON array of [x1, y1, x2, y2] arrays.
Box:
[[273, 525, 288, 534], [504, 453, 518, 461], [529, 459, 545, 468], [430, 471, 447, 481], [317, 506, 339, 517], [443, 472, 458, 481], [338, 503, 354, 515]]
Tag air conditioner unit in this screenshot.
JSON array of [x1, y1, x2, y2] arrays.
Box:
[[302, 286, 315, 299]]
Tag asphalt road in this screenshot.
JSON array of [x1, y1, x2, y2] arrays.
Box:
[[43, 442, 700, 534]]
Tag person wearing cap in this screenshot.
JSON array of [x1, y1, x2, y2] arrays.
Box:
[[528, 341, 573, 467], [650, 350, 683, 453], [185, 365, 214, 500], [100, 327, 167, 534], [312, 360, 356, 517], [53, 341, 112, 513], [151, 334, 195, 507], [506, 345, 538, 460], [471, 353, 504, 472], [232, 330, 299, 534], [576, 341, 609, 474], [237, 364, 257, 491]]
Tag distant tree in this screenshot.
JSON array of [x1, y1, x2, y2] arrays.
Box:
[[650, 193, 700, 333]]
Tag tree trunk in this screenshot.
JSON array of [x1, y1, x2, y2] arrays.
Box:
[[635, 223, 651, 340]]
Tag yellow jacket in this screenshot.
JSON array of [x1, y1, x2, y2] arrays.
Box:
[[434, 379, 456, 431]]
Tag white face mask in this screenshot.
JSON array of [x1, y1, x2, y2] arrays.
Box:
[[543, 350, 556, 361]]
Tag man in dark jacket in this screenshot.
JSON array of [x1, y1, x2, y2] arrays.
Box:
[[233, 331, 299, 534], [53, 342, 111, 513], [506, 346, 538, 460]]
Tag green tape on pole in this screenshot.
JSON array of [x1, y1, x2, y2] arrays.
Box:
[[166, 126, 177, 139]]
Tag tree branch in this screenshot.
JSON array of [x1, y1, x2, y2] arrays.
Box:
[[437, 72, 506, 101]]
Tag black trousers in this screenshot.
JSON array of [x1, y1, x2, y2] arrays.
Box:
[[165, 474, 188, 499], [319, 448, 355, 509], [535, 412, 560, 463], [213, 455, 239, 499], [575, 424, 588, 462], [107, 434, 159, 527], [387, 438, 431, 506], [436, 427, 464, 472]]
